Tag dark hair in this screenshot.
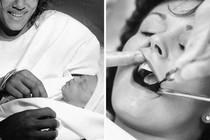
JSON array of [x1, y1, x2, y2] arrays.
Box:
[[118, 0, 164, 51], [29, 0, 53, 26], [107, 0, 210, 139]]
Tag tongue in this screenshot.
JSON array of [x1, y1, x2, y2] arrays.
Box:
[[144, 73, 158, 85]]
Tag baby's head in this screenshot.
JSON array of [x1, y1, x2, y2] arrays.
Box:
[[62, 75, 97, 108], [111, 0, 210, 139]]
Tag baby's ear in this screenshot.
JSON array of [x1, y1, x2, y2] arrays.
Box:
[[201, 110, 210, 124]]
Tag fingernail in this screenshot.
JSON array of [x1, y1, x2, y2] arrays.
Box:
[[56, 119, 60, 128]]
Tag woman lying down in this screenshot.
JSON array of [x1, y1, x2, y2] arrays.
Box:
[[106, 0, 210, 140]]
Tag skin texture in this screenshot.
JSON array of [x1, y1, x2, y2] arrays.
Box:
[[0, 107, 58, 140], [61, 75, 97, 108], [106, 51, 145, 67], [0, 0, 38, 37], [5, 69, 48, 98], [176, 0, 210, 80], [112, 1, 210, 140]]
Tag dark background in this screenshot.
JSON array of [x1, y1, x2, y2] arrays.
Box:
[[52, 0, 104, 45]]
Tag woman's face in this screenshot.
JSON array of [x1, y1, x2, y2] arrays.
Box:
[[0, 0, 38, 31], [112, 0, 210, 138]]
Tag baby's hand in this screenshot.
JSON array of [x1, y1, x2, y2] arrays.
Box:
[[61, 75, 97, 108]]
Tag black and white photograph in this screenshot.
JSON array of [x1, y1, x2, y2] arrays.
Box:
[[106, 0, 210, 140], [0, 0, 104, 139]]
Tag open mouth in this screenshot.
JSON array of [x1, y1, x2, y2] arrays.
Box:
[[8, 11, 26, 18], [133, 62, 160, 93]]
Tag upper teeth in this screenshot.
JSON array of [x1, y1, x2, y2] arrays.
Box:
[[139, 62, 152, 72], [12, 13, 23, 17]]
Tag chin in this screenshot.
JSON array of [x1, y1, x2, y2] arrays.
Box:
[[7, 24, 25, 31], [4, 20, 27, 31]]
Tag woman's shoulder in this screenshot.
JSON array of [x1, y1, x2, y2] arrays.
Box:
[[34, 10, 68, 27], [35, 10, 93, 36]]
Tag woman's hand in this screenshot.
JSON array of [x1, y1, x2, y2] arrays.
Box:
[[176, 0, 210, 80], [4, 70, 47, 98], [0, 107, 58, 140]]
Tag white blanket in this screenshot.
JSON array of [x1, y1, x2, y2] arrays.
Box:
[[105, 118, 136, 140], [0, 98, 104, 140]]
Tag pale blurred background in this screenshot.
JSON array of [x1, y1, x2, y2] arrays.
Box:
[[106, 0, 135, 51], [106, 0, 136, 114]]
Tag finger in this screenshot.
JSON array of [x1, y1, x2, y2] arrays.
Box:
[[21, 77, 40, 97], [12, 81, 31, 98], [36, 118, 59, 130], [38, 84, 48, 98], [106, 51, 145, 67], [5, 83, 23, 98], [27, 107, 56, 119], [179, 59, 210, 80], [32, 130, 58, 140], [176, 1, 210, 67], [20, 70, 48, 97]]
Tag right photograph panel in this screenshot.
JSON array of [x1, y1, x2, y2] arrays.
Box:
[[106, 0, 210, 140]]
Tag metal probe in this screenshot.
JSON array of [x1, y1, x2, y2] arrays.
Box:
[[158, 88, 210, 102], [159, 68, 179, 84], [158, 69, 210, 102]]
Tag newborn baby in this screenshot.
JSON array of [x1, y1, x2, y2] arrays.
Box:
[[61, 75, 97, 108], [0, 75, 97, 109]]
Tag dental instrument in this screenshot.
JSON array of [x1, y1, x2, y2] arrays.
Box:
[[158, 88, 210, 102], [159, 68, 179, 84]]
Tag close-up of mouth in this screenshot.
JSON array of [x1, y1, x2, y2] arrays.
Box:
[[7, 11, 26, 19], [133, 62, 161, 93]]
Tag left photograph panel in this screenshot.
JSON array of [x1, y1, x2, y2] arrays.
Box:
[[0, 0, 104, 139]]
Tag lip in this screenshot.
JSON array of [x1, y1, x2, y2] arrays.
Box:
[[144, 57, 160, 82], [133, 65, 160, 91], [136, 56, 184, 97], [131, 52, 164, 98], [7, 11, 27, 19]]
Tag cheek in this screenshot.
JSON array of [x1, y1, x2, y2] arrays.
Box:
[[29, 0, 39, 11], [112, 67, 204, 134], [112, 67, 135, 112], [123, 34, 148, 51], [0, 0, 10, 8]]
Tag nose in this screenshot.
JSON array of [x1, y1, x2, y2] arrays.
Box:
[[13, 0, 26, 10], [149, 25, 189, 59], [150, 35, 168, 59]]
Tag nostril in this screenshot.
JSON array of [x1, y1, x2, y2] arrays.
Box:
[[148, 42, 151, 47], [155, 45, 162, 55], [12, 5, 25, 10]]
